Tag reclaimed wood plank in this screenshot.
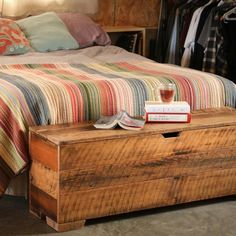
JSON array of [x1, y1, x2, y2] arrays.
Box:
[[58, 168, 236, 222], [30, 185, 57, 222], [46, 217, 85, 232], [30, 161, 58, 199], [59, 149, 236, 192], [29, 133, 58, 171], [115, 0, 160, 27], [29, 109, 236, 145], [58, 126, 236, 170]]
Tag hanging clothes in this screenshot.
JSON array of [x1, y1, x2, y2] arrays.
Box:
[[165, 0, 209, 65], [154, 0, 168, 62], [165, 1, 188, 64], [165, 8, 180, 64], [181, 6, 206, 67], [181, 0, 218, 67], [156, 0, 236, 82], [155, 0, 236, 83], [222, 7, 236, 83], [178, 1, 202, 61], [190, 0, 219, 70], [202, 3, 236, 77]]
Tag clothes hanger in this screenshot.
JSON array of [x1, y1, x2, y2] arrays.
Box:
[[223, 6, 236, 21]]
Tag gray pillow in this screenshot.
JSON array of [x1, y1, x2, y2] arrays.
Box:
[[17, 12, 79, 52]]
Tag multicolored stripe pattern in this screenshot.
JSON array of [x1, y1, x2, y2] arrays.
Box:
[[0, 60, 235, 174]]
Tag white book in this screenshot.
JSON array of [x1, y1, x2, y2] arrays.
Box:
[[145, 101, 190, 113]]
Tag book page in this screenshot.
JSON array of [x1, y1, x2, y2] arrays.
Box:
[[120, 111, 145, 127], [94, 112, 123, 129], [94, 111, 145, 130]]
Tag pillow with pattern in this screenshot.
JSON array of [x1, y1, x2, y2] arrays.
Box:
[[0, 18, 31, 55]]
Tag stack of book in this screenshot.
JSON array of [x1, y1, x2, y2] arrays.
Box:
[[145, 101, 191, 123]]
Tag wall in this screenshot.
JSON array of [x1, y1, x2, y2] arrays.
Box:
[[94, 0, 161, 27], [91, 0, 160, 59], [1, 0, 100, 17], [1, 0, 161, 27]]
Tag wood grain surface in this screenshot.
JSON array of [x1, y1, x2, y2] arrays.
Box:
[[29, 108, 236, 231], [91, 0, 115, 26], [2, 0, 161, 27], [58, 168, 236, 222], [114, 0, 160, 26], [92, 0, 161, 27], [30, 108, 236, 145]]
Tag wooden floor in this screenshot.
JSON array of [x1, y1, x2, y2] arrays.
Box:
[[0, 195, 235, 236]]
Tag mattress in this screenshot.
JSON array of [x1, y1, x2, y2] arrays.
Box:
[[0, 45, 236, 192]]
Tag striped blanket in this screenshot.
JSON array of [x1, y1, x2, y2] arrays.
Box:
[[0, 60, 236, 177]]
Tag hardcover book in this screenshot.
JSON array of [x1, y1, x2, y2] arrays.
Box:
[[94, 110, 145, 130]]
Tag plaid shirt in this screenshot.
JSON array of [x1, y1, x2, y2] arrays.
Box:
[[203, 4, 235, 77], [216, 19, 228, 78]]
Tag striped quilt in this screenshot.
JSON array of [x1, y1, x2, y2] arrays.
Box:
[[0, 60, 236, 177]]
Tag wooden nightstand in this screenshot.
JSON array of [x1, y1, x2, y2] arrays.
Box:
[[103, 26, 146, 57]]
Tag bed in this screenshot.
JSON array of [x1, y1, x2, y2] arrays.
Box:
[[1, 45, 236, 195], [0, 4, 236, 197]]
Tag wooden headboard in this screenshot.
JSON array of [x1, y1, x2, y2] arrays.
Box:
[[1, 0, 160, 27]]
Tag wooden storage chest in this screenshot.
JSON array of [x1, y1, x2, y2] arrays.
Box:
[[29, 108, 236, 232]]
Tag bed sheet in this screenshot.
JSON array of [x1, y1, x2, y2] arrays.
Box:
[[0, 46, 146, 64]]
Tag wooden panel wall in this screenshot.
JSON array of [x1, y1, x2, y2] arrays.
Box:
[[2, 0, 161, 27], [93, 0, 161, 27], [91, 0, 115, 26], [115, 0, 160, 27]]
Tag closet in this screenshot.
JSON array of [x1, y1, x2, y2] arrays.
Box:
[[155, 0, 236, 83]]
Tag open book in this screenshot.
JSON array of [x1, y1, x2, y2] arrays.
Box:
[[94, 111, 145, 131]]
